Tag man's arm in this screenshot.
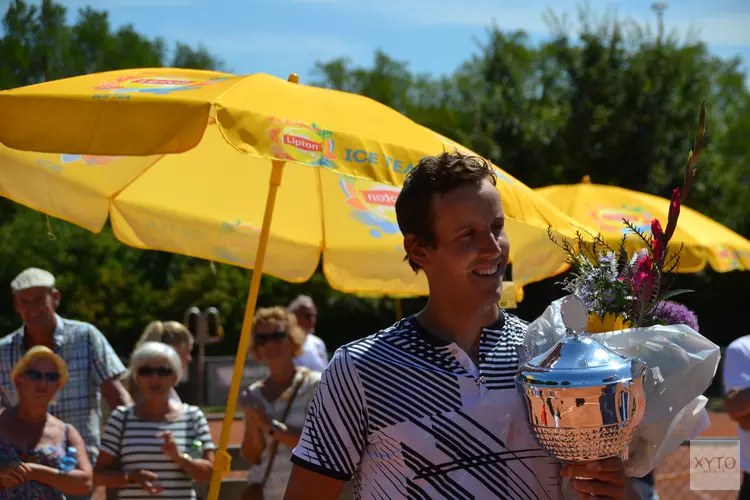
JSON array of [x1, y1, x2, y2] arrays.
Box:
[[284, 464, 345, 500], [722, 341, 750, 425], [87, 325, 129, 409], [101, 378, 133, 409], [285, 349, 365, 498]]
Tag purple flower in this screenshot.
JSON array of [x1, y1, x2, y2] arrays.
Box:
[[652, 300, 699, 332]]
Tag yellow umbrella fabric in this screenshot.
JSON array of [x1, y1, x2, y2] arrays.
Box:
[[536, 178, 750, 273], [0, 123, 575, 294], [0, 69, 585, 498]]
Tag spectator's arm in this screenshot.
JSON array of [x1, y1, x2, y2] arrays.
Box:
[[101, 378, 133, 409], [722, 342, 750, 421], [92, 450, 130, 489], [94, 407, 130, 488], [285, 349, 366, 499], [87, 326, 130, 408], [724, 389, 750, 418], [174, 408, 215, 483], [27, 424, 93, 495]]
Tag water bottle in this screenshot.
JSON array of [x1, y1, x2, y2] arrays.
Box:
[[59, 447, 78, 472], [186, 440, 203, 460]]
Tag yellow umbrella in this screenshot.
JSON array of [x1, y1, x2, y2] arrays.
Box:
[[536, 176, 750, 273], [0, 68, 583, 498]]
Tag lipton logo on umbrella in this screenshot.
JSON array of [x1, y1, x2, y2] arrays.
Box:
[[590, 205, 652, 234], [268, 117, 336, 168], [94, 73, 227, 95], [340, 179, 400, 238]]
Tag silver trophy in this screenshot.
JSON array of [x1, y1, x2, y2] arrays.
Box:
[[515, 295, 648, 462]]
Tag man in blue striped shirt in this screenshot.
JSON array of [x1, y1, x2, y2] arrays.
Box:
[[0, 267, 133, 500]]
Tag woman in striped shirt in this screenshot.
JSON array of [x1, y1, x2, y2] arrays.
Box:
[[93, 342, 215, 499]]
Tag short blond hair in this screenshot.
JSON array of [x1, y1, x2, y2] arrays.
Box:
[[249, 307, 306, 358], [136, 321, 194, 350], [11, 346, 68, 388]]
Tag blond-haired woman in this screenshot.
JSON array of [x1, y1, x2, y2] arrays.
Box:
[[238, 307, 322, 500], [0, 346, 93, 499], [126, 321, 194, 403]]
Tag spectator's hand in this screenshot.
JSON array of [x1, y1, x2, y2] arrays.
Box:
[[561, 457, 626, 499], [738, 414, 750, 431], [0, 461, 31, 489], [130, 469, 163, 495], [158, 431, 181, 462], [239, 389, 270, 429]]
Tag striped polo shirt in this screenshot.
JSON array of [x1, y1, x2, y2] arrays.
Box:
[[292, 310, 564, 499]]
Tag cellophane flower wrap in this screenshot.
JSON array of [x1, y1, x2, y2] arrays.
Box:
[[522, 103, 721, 477]]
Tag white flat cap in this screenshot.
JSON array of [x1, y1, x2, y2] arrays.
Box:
[[10, 268, 56, 294]]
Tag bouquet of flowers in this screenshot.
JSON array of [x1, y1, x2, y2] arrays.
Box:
[[522, 102, 721, 477], [547, 103, 706, 334]]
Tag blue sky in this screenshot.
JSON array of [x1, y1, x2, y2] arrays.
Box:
[[7, 0, 750, 82]]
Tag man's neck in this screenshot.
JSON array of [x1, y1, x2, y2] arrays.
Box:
[[417, 298, 498, 363], [23, 322, 56, 350]]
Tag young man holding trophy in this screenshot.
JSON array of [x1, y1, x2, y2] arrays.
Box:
[[283, 152, 631, 499]]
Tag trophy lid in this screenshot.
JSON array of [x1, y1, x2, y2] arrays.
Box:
[[516, 295, 636, 388]]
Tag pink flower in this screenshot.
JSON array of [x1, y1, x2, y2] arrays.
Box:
[[665, 188, 681, 240], [651, 219, 664, 239], [631, 254, 656, 301], [651, 219, 664, 261]]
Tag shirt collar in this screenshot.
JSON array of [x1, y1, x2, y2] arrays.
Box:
[[18, 314, 66, 352], [407, 309, 507, 347]]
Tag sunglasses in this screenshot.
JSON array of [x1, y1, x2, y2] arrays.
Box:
[[298, 312, 316, 320], [255, 331, 287, 346], [25, 369, 61, 383], [137, 366, 174, 377]]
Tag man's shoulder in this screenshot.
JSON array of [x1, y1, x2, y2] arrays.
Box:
[[0, 329, 21, 348], [484, 310, 528, 342], [334, 320, 415, 360], [306, 333, 327, 348], [60, 317, 99, 333]]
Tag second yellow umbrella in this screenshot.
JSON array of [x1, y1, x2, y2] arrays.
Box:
[[535, 176, 750, 273]]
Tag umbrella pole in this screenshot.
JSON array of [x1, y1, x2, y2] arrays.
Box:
[[207, 160, 286, 500]]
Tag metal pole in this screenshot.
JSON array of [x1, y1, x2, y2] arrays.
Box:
[[183, 306, 223, 407], [651, 2, 668, 41], [200, 307, 223, 407]]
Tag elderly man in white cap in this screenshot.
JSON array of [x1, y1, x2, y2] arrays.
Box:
[[0, 267, 133, 500], [288, 295, 329, 372]]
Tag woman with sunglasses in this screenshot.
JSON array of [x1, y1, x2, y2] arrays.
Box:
[[0, 346, 93, 499], [238, 307, 322, 500], [125, 321, 195, 403], [94, 342, 215, 499]]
